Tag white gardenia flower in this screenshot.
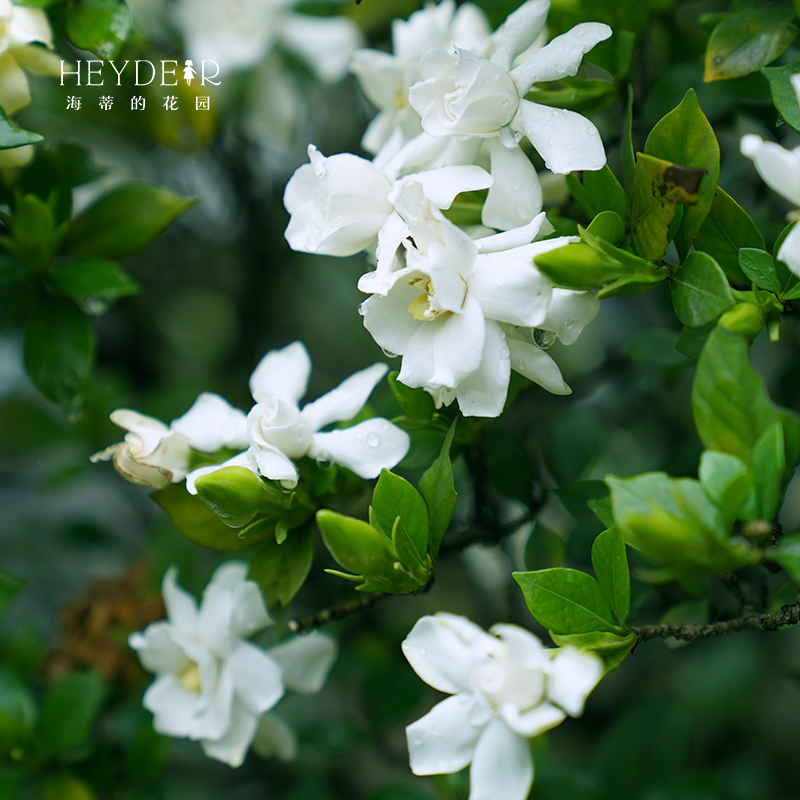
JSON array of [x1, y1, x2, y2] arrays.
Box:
[[358, 178, 599, 417], [350, 0, 492, 161], [173, 0, 363, 81], [385, 0, 611, 231], [129, 562, 337, 767], [90, 409, 191, 489], [402, 613, 603, 800], [179, 341, 411, 490], [741, 79, 800, 276]]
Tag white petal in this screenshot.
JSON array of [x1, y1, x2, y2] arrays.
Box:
[[184, 451, 252, 495], [249, 342, 311, 406], [407, 694, 484, 775], [129, 622, 187, 676], [488, 624, 548, 669], [279, 12, 364, 83], [349, 47, 403, 109], [398, 295, 486, 392], [10, 43, 62, 76], [489, 0, 550, 71], [301, 363, 388, 431], [143, 675, 200, 738], [8, 5, 53, 48], [191, 660, 235, 741], [474, 211, 548, 253], [546, 648, 603, 717], [246, 443, 299, 487], [469, 256, 551, 327], [469, 716, 534, 800], [226, 641, 284, 715], [498, 701, 565, 738], [358, 212, 410, 296], [778, 222, 800, 277], [510, 23, 613, 95], [508, 339, 571, 395], [740, 134, 800, 207], [454, 320, 510, 418], [200, 699, 259, 768], [407, 164, 493, 209], [252, 712, 298, 761], [402, 613, 497, 694], [309, 418, 410, 479], [267, 631, 338, 693], [161, 567, 197, 631], [202, 561, 271, 640], [540, 288, 599, 345], [513, 100, 606, 174], [171, 393, 249, 452], [360, 279, 424, 355], [482, 138, 543, 231], [0, 54, 30, 115]]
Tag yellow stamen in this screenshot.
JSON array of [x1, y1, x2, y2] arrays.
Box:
[[179, 661, 201, 693]]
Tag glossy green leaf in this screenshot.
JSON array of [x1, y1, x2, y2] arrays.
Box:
[[151, 483, 269, 551], [550, 629, 636, 674], [249, 527, 313, 608], [47, 259, 140, 307], [40, 671, 107, 753], [591, 526, 630, 624], [622, 85, 636, 196], [586, 210, 625, 244], [372, 469, 429, 568], [698, 451, 754, 529], [752, 420, 786, 521], [771, 533, 800, 582], [631, 152, 704, 261], [513, 568, 618, 634], [418, 419, 457, 562], [23, 293, 94, 416], [644, 89, 720, 258], [694, 187, 764, 284], [670, 251, 734, 327], [762, 56, 800, 134], [388, 371, 434, 422], [566, 165, 628, 220], [195, 466, 282, 529], [65, 0, 131, 60], [0, 106, 42, 150], [692, 326, 800, 467], [63, 182, 195, 258], [738, 248, 782, 295], [2, 194, 63, 274], [676, 323, 714, 360], [705, 7, 797, 82]]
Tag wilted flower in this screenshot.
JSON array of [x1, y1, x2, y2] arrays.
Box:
[[402, 613, 603, 800], [129, 562, 337, 767], [90, 409, 191, 489]]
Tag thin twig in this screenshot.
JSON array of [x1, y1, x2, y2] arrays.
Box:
[[287, 593, 385, 634]]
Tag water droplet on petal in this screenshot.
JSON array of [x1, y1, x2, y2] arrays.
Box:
[[533, 329, 557, 349], [548, 137, 555, 145], [367, 433, 380, 447], [381, 347, 399, 359]]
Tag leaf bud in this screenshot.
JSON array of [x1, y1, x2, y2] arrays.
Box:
[[194, 466, 274, 528]]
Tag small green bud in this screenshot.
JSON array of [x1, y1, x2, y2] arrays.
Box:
[[719, 302, 766, 343], [195, 466, 273, 528], [534, 242, 633, 290], [316, 509, 398, 582]]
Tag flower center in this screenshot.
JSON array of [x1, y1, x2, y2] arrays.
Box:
[[179, 660, 201, 693], [407, 277, 451, 321]]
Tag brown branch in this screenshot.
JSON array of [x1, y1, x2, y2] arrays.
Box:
[[633, 603, 800, 647], [287, 592, 385, 634]]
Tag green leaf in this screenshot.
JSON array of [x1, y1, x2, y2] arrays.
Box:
[[567, 165, 628, 220], [771, 533, 800, 582], [151, 483, 270, 551], [0, 106, 42, 150], [418, 419, 457, 562], [586, 210, 625, 244], [591, 527, 630, 624], [195, 466, 285, 529], [694, 187, 764, 284], [738, 248, 782, 295], [606, 472, 758, 574], [388, 371, 434, 422], [3, 194, 63, 273], [676, 323, 714, 360], [249, 527, 313, 608], [65, 0, 131, 60], [670, 251, 734, 327], [513, 568, 618, 635], [40, 671, 107, 754], [63, 182, 195, 258], [698, 451, 754, 529], [0, 572, 23, 621], [692, 326, 800, 467], [630, 152, 704, 261], [550, 629, 636, 674], [622, 85, 636, 196], [705, 7, 797, 82], [752, 420, 786, 521], [372, 470, 429, 568], [47, 259, 140, 309], [644, 89, 720, 258], [762, 56, 800, 134], [23, 293, 95, 417]]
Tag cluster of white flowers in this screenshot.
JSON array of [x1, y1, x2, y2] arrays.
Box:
[[403, 613, 603, 800], [130, 562, 337, 766], [741, 73, 800, 277], [92, 340, 409, 489], [283, 0, 609, 417]]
